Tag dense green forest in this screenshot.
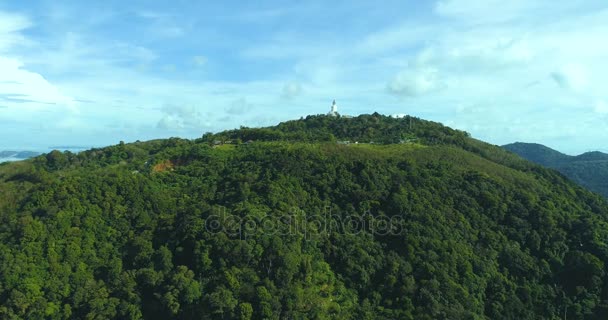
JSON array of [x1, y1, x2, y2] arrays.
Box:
[[503, 142, 608, 198], [2, 114, 608, 319]]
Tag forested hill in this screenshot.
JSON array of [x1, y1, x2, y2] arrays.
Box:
[[202, 113, 471, 146], [503, 142, 608, 198], [1, 113, 608, 319]]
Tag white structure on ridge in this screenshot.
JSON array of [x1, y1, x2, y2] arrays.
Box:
[[328, 100, 338, 116]]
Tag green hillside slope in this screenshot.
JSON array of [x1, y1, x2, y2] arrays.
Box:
[[504, 142, 608, 198], [1, 114, 608, 319]]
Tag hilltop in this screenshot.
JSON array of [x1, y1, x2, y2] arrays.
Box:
[[1, 114, 608, 319], [504, 142, 608, 198]]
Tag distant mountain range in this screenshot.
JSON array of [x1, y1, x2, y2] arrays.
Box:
[[503, 142, 608, 198], [0, 150, 42, 161]]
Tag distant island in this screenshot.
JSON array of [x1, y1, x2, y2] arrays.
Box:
[[49, 145, 95, 150], [503, 142, 608, 198], [0, 150, 42, 160], [0, 146, 98, 163]]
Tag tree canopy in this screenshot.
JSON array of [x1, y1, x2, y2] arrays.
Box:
[[1, 114, 608, 319]]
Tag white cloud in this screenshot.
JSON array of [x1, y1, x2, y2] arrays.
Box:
[[387, 67, 443, 97], [157, 115, 183, 130], [366, 1, 608, 154], [157, 105, 206, 131], [0, 11, 32, 52], [20, 32, 159, 79], [0, 56, 75, 110], [0, 12, 31, 32]]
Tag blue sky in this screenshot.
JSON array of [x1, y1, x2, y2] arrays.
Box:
[[1, 0, 607, 154]]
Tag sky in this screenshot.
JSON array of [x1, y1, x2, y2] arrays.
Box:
[[1, 0, 607, 154]]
